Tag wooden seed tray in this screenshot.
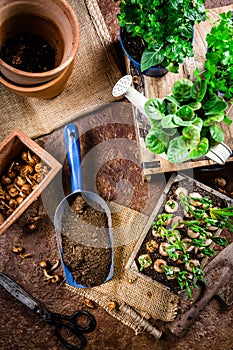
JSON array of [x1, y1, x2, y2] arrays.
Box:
[[125, 173, 233, 295]]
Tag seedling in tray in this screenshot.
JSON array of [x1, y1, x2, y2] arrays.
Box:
[[128, 174, 233, 299]]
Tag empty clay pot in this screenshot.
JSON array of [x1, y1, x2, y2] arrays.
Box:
[[0, 0, 80, 86], [0, 59, 74, 99]]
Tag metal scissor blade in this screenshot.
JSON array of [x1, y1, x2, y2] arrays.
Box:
[[0, 272, 42, 312]]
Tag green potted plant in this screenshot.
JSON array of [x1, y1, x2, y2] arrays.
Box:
[[115, 0, 206, 76], [145, 76, 232, 163], [112, 74, 232, 164], [202, 11, 233, 99]]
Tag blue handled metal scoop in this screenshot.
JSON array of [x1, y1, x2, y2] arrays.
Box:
[[54, 123, 114, 288]]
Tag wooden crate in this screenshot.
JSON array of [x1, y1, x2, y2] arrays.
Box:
[[125, 173, 233, 294], [125, 5, 233, 177], [0, 129, 62, 234]]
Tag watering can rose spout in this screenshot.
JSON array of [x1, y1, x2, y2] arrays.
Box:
[[112, 75, 148, 115]]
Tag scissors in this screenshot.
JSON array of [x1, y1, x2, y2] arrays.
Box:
[[0, 272, 96, 350]]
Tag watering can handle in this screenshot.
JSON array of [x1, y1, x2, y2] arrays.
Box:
[[64, 123, 83, 192]]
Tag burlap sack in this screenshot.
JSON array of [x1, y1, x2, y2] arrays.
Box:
[[67, 203, 179, 335], [0, 0, 122, 142]]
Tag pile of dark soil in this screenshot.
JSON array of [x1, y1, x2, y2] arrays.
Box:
[[61, 194, 112, 287], [0, 33, 55, 73], [121, 28, 145, 63]]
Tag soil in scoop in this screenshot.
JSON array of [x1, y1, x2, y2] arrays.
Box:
[[61, 194, 112, 287], [0, 33, 55, 72]]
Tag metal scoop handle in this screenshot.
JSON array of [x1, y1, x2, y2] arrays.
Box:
[[64, 123, 83, 192]]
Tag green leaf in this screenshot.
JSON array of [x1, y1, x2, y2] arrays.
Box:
[[189, 137, 209, 159], [173, 115, 195, 126], [182, 125, 200, 142], [161, 115, 177, 128], [145, 129, 168, 154], [190, 79, 207, 102], [203, 114, 225, 126], [172, 79, 193, 102], [141, 46, 165, 71], [163, 128, 178, 136], [181, 135, 199, 150], [166, 102, 178, 114], [188, 102, 202, 110], [164, 95, 180, 106], [223, 115, 232, 126], [211, 236, 228, 247], [192, 117, 203, 131], [166, 62, 179, 73], [177, 105, 195, 120], [144, 98, 166, 122], [165, 96, 180, 114], [167, 137, 190, 163], [209, 124, 224, 143], [202, 93, 218, 110], [205, 98, 228, 115]]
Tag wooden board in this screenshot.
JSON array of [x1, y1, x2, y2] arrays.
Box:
[[126, 5, 233, 177]]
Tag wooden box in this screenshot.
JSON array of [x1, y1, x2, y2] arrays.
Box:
[[125, 173, 233, 296], [0, 128, 62, 234]]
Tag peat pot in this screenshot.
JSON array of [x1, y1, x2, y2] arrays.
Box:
[[0, 0, 79, 93]]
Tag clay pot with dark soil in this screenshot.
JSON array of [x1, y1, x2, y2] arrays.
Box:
[[0, 0, 80, 98]]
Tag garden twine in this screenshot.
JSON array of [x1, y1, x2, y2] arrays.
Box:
[[67, 203, 179, 335], [0, 0, 122, 142]]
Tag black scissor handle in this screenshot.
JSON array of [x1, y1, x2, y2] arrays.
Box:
[[50, 310, 96, 350], [55, 322, 86, 350], [68, 310, 96, 333]]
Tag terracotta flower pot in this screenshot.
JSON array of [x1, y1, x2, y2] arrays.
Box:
[[0, 59, 74, 99], [0, 0, 79, 87]]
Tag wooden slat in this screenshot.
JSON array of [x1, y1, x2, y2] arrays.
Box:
[[127, 5, 233, 176]]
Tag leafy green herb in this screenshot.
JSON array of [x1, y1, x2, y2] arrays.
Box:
[[210, 206, 233, 230], [176, 270, 198, 299], [115, 0, 206, 72], [203, 11, 233, 99]]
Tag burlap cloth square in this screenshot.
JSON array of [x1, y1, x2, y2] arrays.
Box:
[[0, 0, 122, 142], [67, 203, 179, 335]]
